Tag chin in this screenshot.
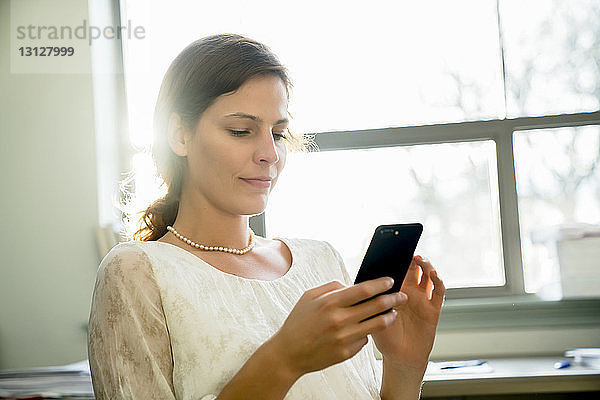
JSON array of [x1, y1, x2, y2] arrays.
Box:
[[238, 199, 269, 216]]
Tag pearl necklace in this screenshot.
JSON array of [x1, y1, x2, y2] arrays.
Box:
[[166, 226, 255, 255]]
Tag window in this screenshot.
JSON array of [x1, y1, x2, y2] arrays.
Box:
[[500, 0, 600, 117], [115, 0, 600, 300], [514, 125, 600, 295], [268, 141, 504, 289]]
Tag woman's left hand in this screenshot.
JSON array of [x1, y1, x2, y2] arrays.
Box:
[[370, 255, 446, 371]]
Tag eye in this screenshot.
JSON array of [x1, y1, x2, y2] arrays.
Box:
[[229, 129, 250, 136], [229, 129, 287, 141], [273, 132, 287, 141]]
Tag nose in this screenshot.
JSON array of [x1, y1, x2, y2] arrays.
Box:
[[255, 128, 280, 165]]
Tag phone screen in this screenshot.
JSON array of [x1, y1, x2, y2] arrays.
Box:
[[353, 223, 423, 317]]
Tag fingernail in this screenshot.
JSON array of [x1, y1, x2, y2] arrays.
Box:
[[422, 256, 430, 263], [397, 292, 408, 302], [386, 278, 395, 287]]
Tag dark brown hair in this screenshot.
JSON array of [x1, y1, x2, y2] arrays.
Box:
[[127, 33, 315, 241]]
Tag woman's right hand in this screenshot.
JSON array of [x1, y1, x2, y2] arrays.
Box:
[[270, 277, 407, 377]]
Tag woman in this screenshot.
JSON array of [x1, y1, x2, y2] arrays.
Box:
[[87, 33, 445, 400]]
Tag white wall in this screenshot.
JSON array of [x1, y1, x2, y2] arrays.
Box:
[[0, 0, 100, 368]]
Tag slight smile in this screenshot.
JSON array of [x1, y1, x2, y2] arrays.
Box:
[[240, 178, 272, 188]]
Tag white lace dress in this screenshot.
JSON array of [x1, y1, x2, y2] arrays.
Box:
[[87, 237, 383, 399]]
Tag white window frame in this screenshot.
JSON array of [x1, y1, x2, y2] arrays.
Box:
[[251, 111, 600, 301]]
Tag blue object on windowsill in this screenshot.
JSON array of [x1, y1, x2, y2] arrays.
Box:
[[439, 360, 487, 370], [554, 360, 571, 369]]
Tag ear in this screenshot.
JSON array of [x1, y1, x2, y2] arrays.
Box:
[[167, 112, 191, 157]]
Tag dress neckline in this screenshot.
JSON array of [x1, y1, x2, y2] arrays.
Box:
[[146, 237, 296, 283]]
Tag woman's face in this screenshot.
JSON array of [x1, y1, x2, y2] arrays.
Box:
[[181, 74, 289, 216]]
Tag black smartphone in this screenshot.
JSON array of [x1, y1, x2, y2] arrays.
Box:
[[353, 223, 423, 319]]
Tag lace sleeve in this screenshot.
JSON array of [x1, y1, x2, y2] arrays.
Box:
[[87, 243, 176, 399]]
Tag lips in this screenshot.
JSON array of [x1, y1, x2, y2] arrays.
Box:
[[241, 176, 273, 181], [240, 178, 272, 188]]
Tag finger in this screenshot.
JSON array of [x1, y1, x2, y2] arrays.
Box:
[[308, 280, 346, 300], [404, 256, 421, 286], [348, 291, 407, 323], [334, 277, 394, 308], [392, 291, 410, 311], [345, 336, 370, 360], [430, 270, 446, 308], [356, 308, 399, 336], [416, 257, 435, 290]]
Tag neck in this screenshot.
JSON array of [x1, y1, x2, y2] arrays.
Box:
[[169, 191, 255, 250]]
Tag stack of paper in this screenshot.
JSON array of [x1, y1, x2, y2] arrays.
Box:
[[0, 359, 94, 399], [565, 348, 600, 368]]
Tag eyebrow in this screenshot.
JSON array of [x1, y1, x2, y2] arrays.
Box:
[[223, 112, 288, 126]]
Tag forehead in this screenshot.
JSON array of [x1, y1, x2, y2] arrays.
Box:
[[209, 75, 288, 122]]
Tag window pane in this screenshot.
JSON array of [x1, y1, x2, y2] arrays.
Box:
[[514, 126, 600, 295], [122, 0, 505, 148], [266, 141, 504, 289], [500, 0, 600, 117], [130, 152, 166, 212]]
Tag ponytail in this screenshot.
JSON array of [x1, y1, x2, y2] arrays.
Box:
[[133, 185, 180, 241]]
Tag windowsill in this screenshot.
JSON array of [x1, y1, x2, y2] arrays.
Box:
[[437, 296, 600, 331], [443, 293, 574, 308], [415, 356, 600, 398]]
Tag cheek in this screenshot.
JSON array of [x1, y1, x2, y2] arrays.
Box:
[[278, 144, 287, 169], [192, 136, 230, 166], [187, 142, 225, 183]]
